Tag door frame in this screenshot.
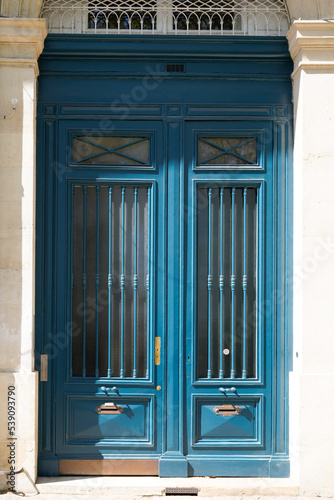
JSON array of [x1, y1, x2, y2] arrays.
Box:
[[35, 35, 293, 478]]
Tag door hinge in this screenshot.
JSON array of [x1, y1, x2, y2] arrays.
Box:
[[40, 354, 48, 382], [155, 337, 161, 365]]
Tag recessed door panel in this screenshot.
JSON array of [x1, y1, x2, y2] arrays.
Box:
[[67, 395, 155, 446], [192, 396, 263, 448]]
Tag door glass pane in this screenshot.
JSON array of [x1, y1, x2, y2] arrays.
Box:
[[88, 1, 156, 30], [198, 137, 257, 166], [197, 186, 257, 379], [71, 185, 150, 378], [73, 136, 150, 166]]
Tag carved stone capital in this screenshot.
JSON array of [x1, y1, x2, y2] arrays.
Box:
[[0, 18, 47, 75], [287, 20, 334, 79]]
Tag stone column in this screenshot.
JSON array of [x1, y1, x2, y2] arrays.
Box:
[[0, 18, 47, 492], [287, 20, 334, 497]]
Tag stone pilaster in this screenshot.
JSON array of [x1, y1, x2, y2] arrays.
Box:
[[287, 21, 334, 497], [0, 18, 47, 493]]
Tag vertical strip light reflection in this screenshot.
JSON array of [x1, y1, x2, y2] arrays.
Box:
[[146, 187, 150, 379], [207, 188, 212, 379], [242, 188, 248, 379], [230, 188, 236, 379], [82, 186, 87, 377], [120, 187, 125, 378], [133, 187, 138, 378], [107, 186, 112, 378], [95, 186, 100, 378], [219, 188, 224, 379]]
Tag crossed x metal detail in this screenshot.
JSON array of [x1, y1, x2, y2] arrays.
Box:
[[200, 137, 256, 165], [74, 136, 149, 165]]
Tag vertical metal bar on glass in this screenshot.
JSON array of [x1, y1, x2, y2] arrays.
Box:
[[82, 186, 87, 377], [133, 187, 138, 378], [207, 188, 212, 379], [120, 187, 125, 378], [71, 185, 74, 377], [107, 186, 112, 378], [242, 188, 248, 379], [95, 186, 100, 378], [219, 187, 224, 379], [230, 187, 236, 379]]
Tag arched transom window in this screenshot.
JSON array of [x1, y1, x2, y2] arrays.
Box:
[[41, 0, 290, 35]]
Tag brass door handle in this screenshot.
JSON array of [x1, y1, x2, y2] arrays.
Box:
[[214, 404, 241, 416], [96, 402, 123, 415]]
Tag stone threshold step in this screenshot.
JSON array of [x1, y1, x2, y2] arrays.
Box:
[[0, 496, 322, 500], [35, 476, 298, 497]]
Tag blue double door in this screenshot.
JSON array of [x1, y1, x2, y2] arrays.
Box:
[[53, 112, 281, 477]]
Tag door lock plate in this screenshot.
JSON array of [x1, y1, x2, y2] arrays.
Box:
[[155, 337, 161, 365], [40, 354, 48, 382]]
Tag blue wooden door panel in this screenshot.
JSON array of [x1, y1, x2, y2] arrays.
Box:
[[54, 120, 165, 459], [68, 397, 153, 443], [184, 119, 278, 471]]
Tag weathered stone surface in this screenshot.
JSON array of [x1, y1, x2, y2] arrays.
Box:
[[0, 0, 43, 18], [287, 0, 334, 21]]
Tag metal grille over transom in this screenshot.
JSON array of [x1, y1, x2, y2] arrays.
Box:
[[71, 185, 150, 378], [40, 0, 290, 36], [197, 187, 257, 379]]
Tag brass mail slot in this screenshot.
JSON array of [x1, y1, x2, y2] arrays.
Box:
[[214, 404, 241, 416], [96, 402, 123, 415]]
